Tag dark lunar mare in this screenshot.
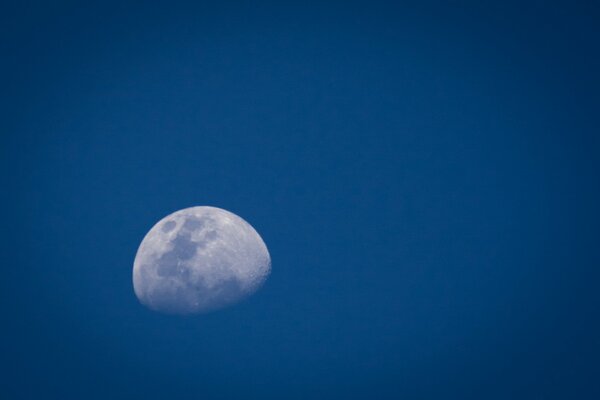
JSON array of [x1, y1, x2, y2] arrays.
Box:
[[151, 214, 235, 311]]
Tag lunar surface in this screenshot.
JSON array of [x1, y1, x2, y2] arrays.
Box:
[[133, 206, 271, 314]]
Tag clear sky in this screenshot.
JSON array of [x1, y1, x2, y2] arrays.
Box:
[[2, 1, 599, 399]]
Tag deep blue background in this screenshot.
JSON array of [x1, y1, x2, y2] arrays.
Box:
[[2, 1, 599, 398]]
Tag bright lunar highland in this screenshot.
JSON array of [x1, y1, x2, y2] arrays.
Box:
[[133, 206, 271, 314]]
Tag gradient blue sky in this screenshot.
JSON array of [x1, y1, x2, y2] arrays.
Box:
[[2, 1, 599, 399]]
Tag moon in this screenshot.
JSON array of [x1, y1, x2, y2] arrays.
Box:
[[132, 206, 271, 315]]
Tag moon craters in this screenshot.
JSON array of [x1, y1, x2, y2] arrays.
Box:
[[133, 207, 271, 315]]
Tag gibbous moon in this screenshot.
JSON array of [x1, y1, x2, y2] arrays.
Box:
[[133, 206, 271, 314]]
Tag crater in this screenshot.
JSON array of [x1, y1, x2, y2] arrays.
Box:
[[204, 230, 218, 241], [171, 234, 197, 260], [161, 220, 176, 233], [183, 217, 206, 231]]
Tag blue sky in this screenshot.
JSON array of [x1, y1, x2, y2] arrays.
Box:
[[2, 1, 599, 399]]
